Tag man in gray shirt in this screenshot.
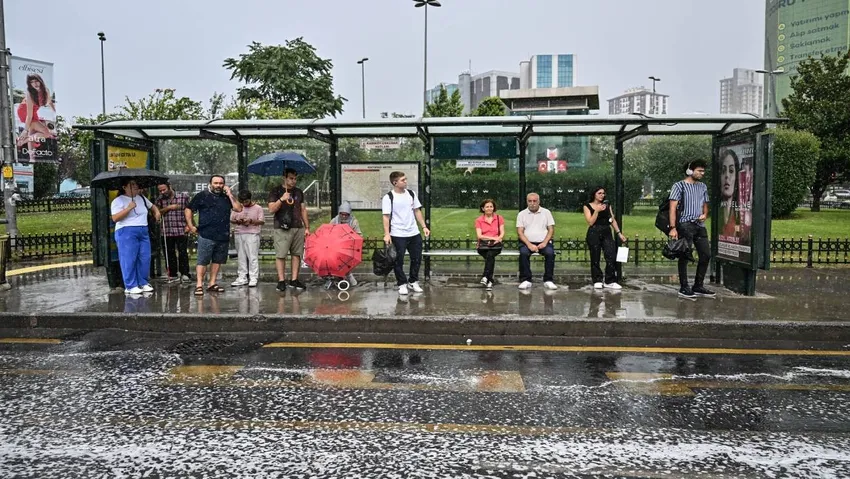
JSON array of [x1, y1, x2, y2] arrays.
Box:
[[516, 192, 557, 290]]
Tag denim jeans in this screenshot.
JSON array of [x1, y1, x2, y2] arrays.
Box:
[[677, 222, 711, 288], [391, 234, 423, 286], [518, 240, 555, 282]]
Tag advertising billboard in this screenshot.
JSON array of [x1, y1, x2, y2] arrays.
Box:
[[764, 0, 850, 114], [10, 56, 58, 163], [716, 140, 755, 265]]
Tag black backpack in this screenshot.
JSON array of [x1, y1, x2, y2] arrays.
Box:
[[655, 190, 683, 235], [372, 243, 397, 276]]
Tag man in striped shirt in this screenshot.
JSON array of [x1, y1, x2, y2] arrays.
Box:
[[669, 160, 715, 299]]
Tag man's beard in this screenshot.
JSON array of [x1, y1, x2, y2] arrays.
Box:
[[212, 187, 224, 195]]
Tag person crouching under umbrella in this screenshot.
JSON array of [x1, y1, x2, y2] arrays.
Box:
[[330, 201, 361, 286], [110, 179, 161, 295]]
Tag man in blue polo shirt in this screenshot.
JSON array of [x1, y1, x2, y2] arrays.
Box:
[[185, 175, 243, 296], [669, 160, 716, 300]]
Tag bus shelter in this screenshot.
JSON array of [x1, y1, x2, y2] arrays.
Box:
[[77, 114, 783, 295]]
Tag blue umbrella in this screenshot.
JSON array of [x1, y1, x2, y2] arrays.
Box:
[[248, 151, 316, 177]]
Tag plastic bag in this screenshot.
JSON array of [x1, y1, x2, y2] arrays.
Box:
[[662, 238, 693, 261], [372, 243, 397, 276]]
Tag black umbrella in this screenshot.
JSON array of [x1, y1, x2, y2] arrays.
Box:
[[90, 168, 169, 190]]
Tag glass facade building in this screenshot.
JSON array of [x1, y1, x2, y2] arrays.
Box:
[[557, 55, 574, 87], [764, 0, 850, 114], [536, 56, 552, 88]]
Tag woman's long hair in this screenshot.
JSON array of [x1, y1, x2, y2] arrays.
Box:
[[588, 186, 606, 203], [26, 74, 49, 107], [720, 149, 739, 204]]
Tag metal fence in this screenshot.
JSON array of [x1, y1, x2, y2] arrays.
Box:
[[1, 197, 92, 214], [5, 231, 849, 267]]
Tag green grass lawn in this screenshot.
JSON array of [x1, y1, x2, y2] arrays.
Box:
[[10, 207, 850, 240]]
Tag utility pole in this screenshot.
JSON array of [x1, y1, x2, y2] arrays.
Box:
[[0, 1, 19, 236]]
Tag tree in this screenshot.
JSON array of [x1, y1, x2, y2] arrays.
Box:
[[627, 136, 712, 196], [425, 85, 463, 117], [118, 88, 204, 120], [470, 97, 505, 116], [33, 162, 58, 198], [772, 129, 819, 218], [781, 52, 850, 211], [223, 38, 346, 118]]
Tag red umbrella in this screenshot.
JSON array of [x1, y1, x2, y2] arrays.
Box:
[[304, 224, 363, 278]]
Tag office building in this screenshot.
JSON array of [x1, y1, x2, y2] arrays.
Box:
[[519, 54, 576, 89], [607, 87, 669, 115], [457, 70, 520, 114], [765, 0, 850, 114], [720, 68, 764, 115], [424, 83, 459, 105]]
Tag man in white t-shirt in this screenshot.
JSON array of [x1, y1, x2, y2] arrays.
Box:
[[516, 192, 557, 290], [382, 171, 430, 296]]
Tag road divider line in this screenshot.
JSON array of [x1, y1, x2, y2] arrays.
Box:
[[262, 342, 850, 357], [5, 260, 91, 277], [0, 338, 62, 344]]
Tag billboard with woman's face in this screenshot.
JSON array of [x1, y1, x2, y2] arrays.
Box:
[[10, 56, 57, 163], [716, 140, 755, 265]]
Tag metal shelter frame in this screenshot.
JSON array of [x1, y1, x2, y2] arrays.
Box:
[[77, 114, 785, 293]]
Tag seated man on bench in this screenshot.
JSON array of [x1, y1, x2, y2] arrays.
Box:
[[516, 192, 557, 291]]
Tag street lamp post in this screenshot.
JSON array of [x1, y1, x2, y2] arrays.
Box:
[[755, 68, 784, 118], [357, 58, 369, 119], [648, 76, 661, 114], [98, 32, 106, 116], [414, 0, 441, 115]]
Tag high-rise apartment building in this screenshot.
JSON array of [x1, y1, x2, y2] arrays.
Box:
[[607, 87, 669, 115], [720, 68, 764, 115]]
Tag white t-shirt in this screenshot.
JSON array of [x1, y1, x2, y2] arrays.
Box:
[[111, 194, 151, 230], [516, 206, 555, 243], [381, 189, 422, 238]]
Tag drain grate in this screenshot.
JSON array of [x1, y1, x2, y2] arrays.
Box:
[[167, 337, 237, 356]]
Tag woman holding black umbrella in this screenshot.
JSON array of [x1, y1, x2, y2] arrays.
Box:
[[110, 179, 161, 294]]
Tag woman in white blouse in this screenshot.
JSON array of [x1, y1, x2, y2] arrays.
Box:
[[110, 179, 161, 294]]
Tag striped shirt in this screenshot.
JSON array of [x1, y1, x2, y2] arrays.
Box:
[[670, 180, 709, 226]]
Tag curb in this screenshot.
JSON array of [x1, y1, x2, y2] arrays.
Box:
[[2, 312, 850, 343]]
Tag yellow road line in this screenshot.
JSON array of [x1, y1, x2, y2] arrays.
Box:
[[0, 338, 62, 344], [263, 342, 850, 357], [5, 260, 91, 277]]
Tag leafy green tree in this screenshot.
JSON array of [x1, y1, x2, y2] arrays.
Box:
[[470, 97, 505, 116], [223, 38, 346, 118], [626, 136, 711, 196], [33, 162, 58, 198], [772, 129, 819, 218], [781, 52, 850, 211], [425, 85, 464, 117], [119, 88, 204, 120]]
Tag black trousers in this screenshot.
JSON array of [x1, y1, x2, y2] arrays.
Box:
[[677, 222, 711, 288], [391, 234, 423, 286], [477, 248, 501, 282], [163, 235, 190, 278], [586, 225, 617, 284]]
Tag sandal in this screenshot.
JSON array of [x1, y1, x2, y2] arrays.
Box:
[[194, 286, 204, 296], [207, 284, 225, 293]]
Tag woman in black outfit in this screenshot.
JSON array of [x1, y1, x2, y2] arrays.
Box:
[[583, 187, 626, 290]]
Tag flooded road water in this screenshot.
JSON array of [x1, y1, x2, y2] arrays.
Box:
[[2, 331, 850, 477]]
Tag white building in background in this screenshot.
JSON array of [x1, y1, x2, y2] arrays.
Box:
[[607, 87, 669, 115], [457, 70, 520, 114], [720, 68, 763, 116]]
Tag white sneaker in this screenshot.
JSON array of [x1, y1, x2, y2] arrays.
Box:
[[398, 284, 409, 295], [486, 281, 493, 291], [604, 282, 622, 290], [181, 275, 192, 282], [248, 279, 258, 287], [480, 276, 489, 285], [231, 278, 248, 287], [140, 284, 154, 292], [125, 286, 144, 295], [518, 281, 532, 290], [348, 276, 358, 287], [408, 281, 424, 293], [593, 282, 604, 289], [543, 281, 558, 290]]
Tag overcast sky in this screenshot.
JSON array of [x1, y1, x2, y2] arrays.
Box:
[[7, 0, 765, 120]]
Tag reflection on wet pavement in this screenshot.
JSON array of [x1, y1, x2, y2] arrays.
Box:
[[2, 264, 850, 322], [2, 335, 850, 477]]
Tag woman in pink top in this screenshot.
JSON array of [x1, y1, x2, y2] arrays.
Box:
[[230, 190, 265, 287], [474, 199, 505, 291]]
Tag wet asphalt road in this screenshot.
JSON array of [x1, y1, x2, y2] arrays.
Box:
[[2, 332, 850, 477]]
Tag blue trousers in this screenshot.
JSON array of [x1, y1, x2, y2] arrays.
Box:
[[115, 226, 151, 289], [518, 240, 555, 282]]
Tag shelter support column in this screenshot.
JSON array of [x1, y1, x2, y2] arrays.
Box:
[[237, 138, 248, 194], [329, 138, 339, 218], [518, 138, 527, 211], [614, 138, 625, 281], [424, 138, 432, 280]]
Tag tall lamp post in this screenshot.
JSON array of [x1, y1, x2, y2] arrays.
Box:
[[414, 0, 441, 115], [357, 58, 369, 119], [648, 76, 661, 114], [756, 68, 784, 118], [98, 32, 106, 116]]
